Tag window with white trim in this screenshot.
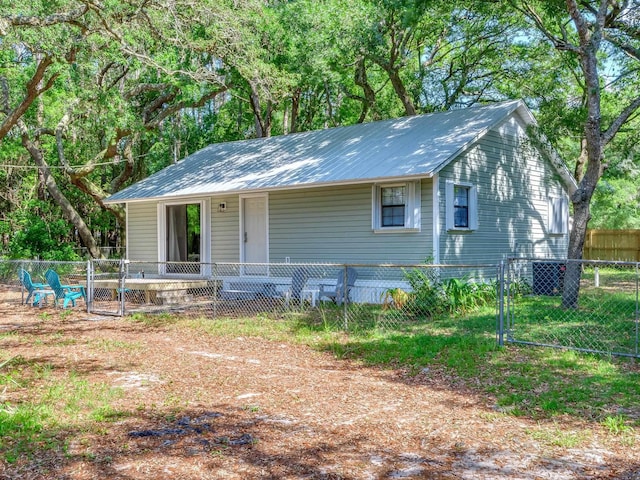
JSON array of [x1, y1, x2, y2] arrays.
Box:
[[548, 196, 568, 234], [372, 181, 421, 232], [446, 180, 478, 231]]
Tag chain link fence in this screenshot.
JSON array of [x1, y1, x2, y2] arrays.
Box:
[[89, 261, 499, 328], [2, 258, 498, 329], [502, 258, 640, 357], [0, 259, 88, 308], [3, 257, 639, 358]]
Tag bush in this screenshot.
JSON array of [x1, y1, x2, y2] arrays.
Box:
[[400, 265, 498, 318], [403, 267, 449, 317], [7, 204, 80, 261], [443, 278, 497, 314]]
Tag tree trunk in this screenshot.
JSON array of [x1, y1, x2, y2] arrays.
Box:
[[20, 127, 104, 259], [559, 0, 602, 309], [385, 65, 416, 116], [519, 0, 640, 309], [290, 88, 300, 134], [354, 57, 377, 122], [562, 197, 591, 308], [249, 82, 272, 138]]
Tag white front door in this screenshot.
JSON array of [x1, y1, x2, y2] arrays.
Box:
[[242, 195, 268, 274]]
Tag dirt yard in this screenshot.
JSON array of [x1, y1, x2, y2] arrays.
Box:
[[0, 288, 639, 479]]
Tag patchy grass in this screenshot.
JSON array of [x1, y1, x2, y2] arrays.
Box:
[[1, 294, 639, 478], [125, 304, 640, 430], [89, 338, 143, 352], [509, 292, 638, 354], [2, 299, 639, 467], [526, 425, 591, 448], [0, 355, 123, 462], [309, 310, 640, 424]]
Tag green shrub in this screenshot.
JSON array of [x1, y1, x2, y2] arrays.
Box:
[[400, 263, 498, 318], [7, 201, 80, 261], [443, 278, 498, 314], [403, 267, 449, 317]]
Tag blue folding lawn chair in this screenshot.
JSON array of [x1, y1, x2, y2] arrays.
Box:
[[44, 269, 86, 309], [18, 268, 54, 306]]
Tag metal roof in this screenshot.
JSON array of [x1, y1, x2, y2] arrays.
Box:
[[106, 100, 530, 203]]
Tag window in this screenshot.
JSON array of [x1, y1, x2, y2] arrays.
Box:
[[548, 196, 568, 234], [454, 185, 470, 228], [372, 182, 421, 232], [381, 186, 406, 227], [446, 181, 478, 231]]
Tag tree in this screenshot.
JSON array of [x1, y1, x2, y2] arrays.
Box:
[[0, 3, 89, 141], [512, 0, 640, 307], [0, 0, 237, 258], [1, 1, 104, 257], [311, 0, 527, 118]]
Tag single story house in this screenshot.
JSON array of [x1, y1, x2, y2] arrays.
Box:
[[105, 100, 573, 278]]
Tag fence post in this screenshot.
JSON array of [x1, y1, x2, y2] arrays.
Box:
[[343, 264, 348, 330], [212, 263, 218, 319], [635, 263, 640, 356], [118, 259, 126, 317], [498, 260, 505, 347], [19, 260, 25, 305], [86, 259, 92, 313]]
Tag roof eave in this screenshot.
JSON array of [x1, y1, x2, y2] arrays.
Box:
[[103, 172, 435, 205]]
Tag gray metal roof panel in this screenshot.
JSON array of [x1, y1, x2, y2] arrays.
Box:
[[106, 100, 526, 203]]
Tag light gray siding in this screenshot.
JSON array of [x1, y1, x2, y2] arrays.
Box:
[[124, 112, 569, 268], [127, 202, 158, 262], [126, 197, 239, 263], [211, 196, 240, 262], [126, 181, 433, 265], [268, 181, 433, 264], [438, 116, 569, 264]]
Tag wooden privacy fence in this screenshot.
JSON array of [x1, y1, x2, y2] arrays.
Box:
[[584, 229, 640, 261]]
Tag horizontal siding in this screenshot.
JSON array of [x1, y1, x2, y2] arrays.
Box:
[[127, 182, 434, 265], [127, 203, 158, 262], [269, 181, 433, 264], [126, 117, 568, 268], [439, 119, 569, 264], [211, 196, 240, 262]]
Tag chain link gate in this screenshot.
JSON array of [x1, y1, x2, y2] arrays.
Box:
[[88, 259, 126, 316], [501, 258, 640, 358]]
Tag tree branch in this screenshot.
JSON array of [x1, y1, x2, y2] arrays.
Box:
[[516, 3, 580, 53], [0, 4, 88, 34], [124, 83, 171, 99], [18, 118, 104, 258], [0, 55, 59, 140], [144, 86, 229, 129], [601, 96, 640, 146]]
